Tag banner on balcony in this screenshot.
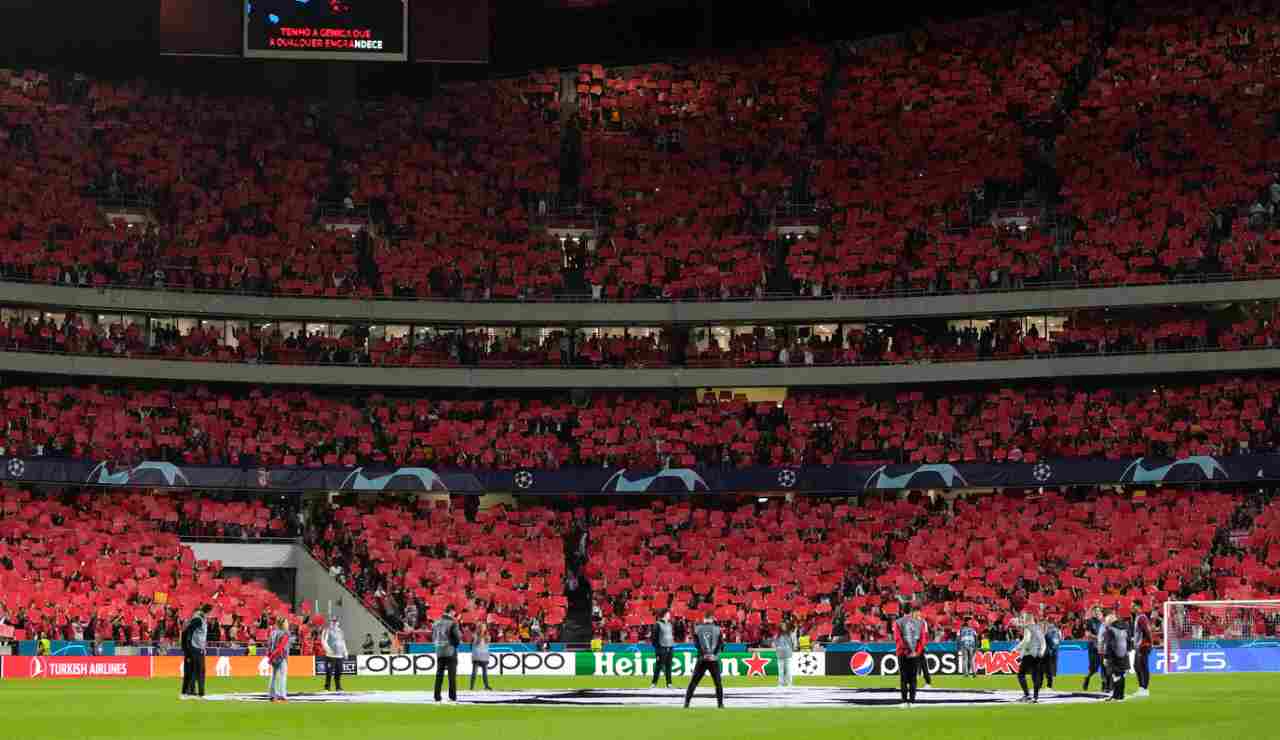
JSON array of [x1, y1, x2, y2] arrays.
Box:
[[0, 454, 1277, 493]]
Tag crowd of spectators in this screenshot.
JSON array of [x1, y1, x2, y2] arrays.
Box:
[[3, 6, 1278, 302], [0, 487, 305, 648], [0, 377, 1277, 470], [306, 497, 568, 644]]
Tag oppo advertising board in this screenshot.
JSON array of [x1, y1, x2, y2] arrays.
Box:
[[356, 652, 576, 677]]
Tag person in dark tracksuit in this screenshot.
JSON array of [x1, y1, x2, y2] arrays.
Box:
[[1041, 619, 1062, 690], [1133, 609, 1153, 697], [1103, 614, 1131, 702], [1083, 607, 1108, 692], [893, 607, 927, 706], [180, 604, 211, 700], [650, 610, 676, 689], [683, 613, 724, 708], [433, 605, 462, 703]]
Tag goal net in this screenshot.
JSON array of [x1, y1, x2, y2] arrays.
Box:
[[1163, 600, 1280, 672]]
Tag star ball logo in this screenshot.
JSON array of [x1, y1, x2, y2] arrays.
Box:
[[514, 470, 535, 489], [6, 459, 24, 478], [795, 653, 822, 676], [849, 651, 875, 676]]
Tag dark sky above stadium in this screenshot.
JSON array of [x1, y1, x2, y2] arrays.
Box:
[[0, 0, 1044, 75]]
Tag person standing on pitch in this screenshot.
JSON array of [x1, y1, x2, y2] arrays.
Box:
[[433, 604, 462, 704], [650, 610, 676, 689], [1041, 617, 1062, 691], [1082, 606, 1108, 692], [683, 612, 724, 709], [321, 616, 348, 692], [958, 621, 979, 678], [1132, 607, 1153, 697], [469, 623, 493, 691], [774, 617, 798, 688], [267, 617, 291, 704], [180, 604, 211, 700], [917, 611, 933, 687], [892, 605, 927, 706], [1014, 612, 1046, 703], [1102, 613, 1131, 702]]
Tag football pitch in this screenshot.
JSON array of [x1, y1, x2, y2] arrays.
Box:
[[0, 674, 1269, 740]]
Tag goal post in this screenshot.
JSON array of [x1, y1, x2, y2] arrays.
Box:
[[1163, 599, 1280, 673]]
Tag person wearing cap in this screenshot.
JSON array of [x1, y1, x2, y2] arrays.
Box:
[[180, 604, 212, 700], [321, 616, 348, 692]]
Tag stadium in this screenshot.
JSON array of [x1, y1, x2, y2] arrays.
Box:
[[0, 0, 1277, 738]]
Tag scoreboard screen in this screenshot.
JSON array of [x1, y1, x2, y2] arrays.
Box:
[[245, 0, 408, 61]]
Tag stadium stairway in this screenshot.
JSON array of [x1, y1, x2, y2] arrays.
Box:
[[560, 518, 595, 645], [293, 544, 394, 640]]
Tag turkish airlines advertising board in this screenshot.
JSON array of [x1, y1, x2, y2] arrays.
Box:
[[2, 656, 152, 679]]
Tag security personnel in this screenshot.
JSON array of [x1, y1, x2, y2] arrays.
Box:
[[180, 604, 211, 700], [683, 613, 724, 708], [1014, 612, 1046, 703], [1133, 607, 1154, 697], [1082, 606, 1108, 692], [433, 605, 462, 704], [1041, 618, 1062, 690], [650, 610, 676, 689], [892, 606, 927, 706], [1102, 614, 1131, 702]]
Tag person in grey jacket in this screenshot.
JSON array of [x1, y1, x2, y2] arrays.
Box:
[[469, 623, 492, 691], [1014, 612, 1047, 703], [321, 616, 348, 692], [180, 604, 211, 700], [650, 610, 676, 689], [773, 618, 798, 688], [433, 605, 462, 703], [684, 612, 724, 709]]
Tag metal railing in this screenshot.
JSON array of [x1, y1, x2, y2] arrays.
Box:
[[0, 340, 1271, 373], [1, 269, 1275, 305]]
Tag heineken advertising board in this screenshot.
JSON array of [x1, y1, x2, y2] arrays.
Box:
[[577, 650, 825, 678]]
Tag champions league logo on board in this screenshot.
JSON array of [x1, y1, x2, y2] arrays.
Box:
[[863, 464, 968, 491], [601, 468, 710, 493], [338, 467, 449, 492], [1119, 456, 1229, 484], [86, 461, 190, 487]]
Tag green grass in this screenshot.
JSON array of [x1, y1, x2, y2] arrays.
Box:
[[0, 674, 1270, 740]]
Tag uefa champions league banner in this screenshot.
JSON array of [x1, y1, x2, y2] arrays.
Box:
[[2, 453, 1280, 491], [4, 454, 1280, 493]]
